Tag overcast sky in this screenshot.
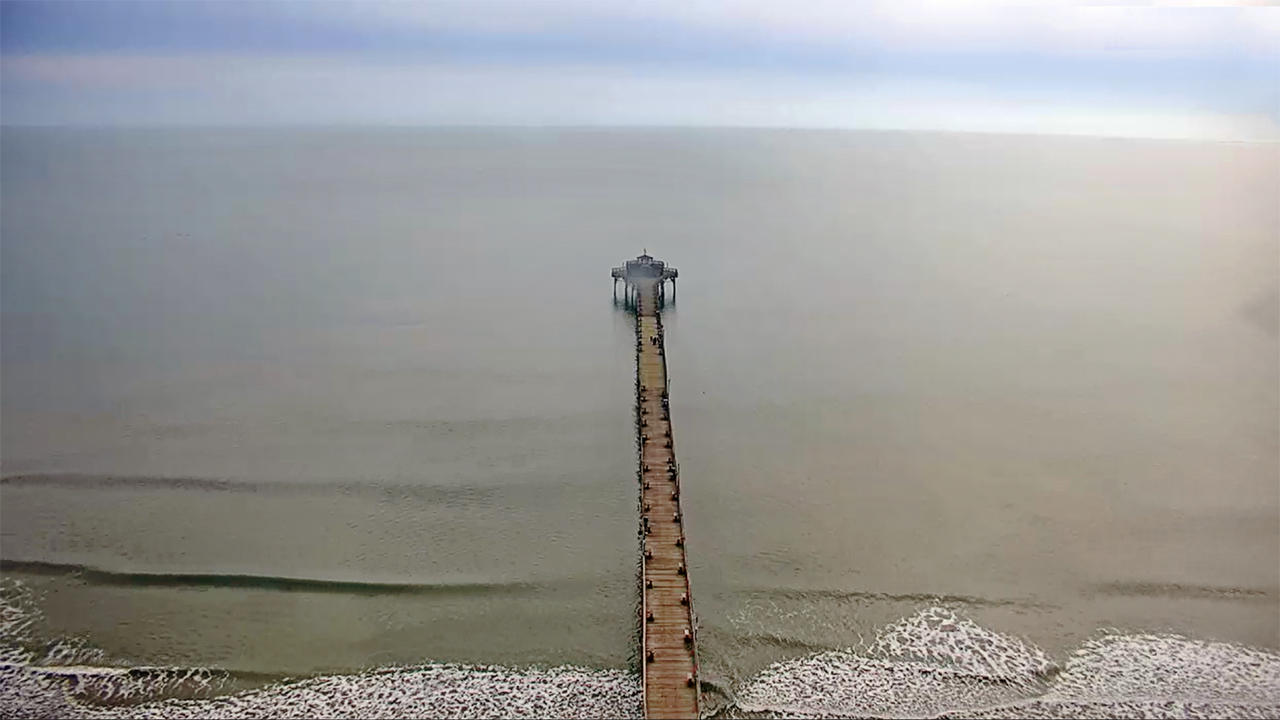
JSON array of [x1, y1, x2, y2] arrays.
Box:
[[2, 1, 1278, 139]]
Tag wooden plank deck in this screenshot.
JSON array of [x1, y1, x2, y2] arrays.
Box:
[[633, 279, 699, 720]]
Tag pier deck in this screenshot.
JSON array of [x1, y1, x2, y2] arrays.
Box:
[[632, 278, 698, 719]]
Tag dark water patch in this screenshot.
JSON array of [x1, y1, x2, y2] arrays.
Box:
[[1, 474, 266, 493], [1240, 287, 1279, 337], [0, 473, 501, 506], [0, 560, 542, 597], [1093, 581, 1277, 603]]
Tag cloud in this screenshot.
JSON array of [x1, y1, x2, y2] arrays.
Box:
[[299, 2, 1280, 59], [5, 2, 1277, 62], [1, 1, 1276, 134]]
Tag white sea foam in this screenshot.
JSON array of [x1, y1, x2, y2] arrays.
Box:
[[0, 580, 38, 646], [867, 606, 1055, 680], [0, 659, 643, 720], [1044, 632, 1280, 706], [735, 606, 1055, 718], [3, 581, 1278, 720], [734, 608, 1280, 719], [0, 579, 642, 720]]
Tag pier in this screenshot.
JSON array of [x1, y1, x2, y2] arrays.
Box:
[[614, 253, 698, 719]]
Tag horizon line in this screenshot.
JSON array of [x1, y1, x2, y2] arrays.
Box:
[[4, 122, 1277, 145]]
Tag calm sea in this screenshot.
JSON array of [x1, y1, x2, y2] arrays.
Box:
[[2, 127, 1277, 717]]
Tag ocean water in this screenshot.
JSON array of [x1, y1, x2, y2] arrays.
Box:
[[1, 127, 1277, 717]]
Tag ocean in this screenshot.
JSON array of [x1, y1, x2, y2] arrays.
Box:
[[2, 127, 1277, 717]]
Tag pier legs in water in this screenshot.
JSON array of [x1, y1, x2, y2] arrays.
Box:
[[618, 279, 674, 311]]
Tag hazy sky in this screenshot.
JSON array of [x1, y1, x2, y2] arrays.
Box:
[[2, 1, 1278, 139]]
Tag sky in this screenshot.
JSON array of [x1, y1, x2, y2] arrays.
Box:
[[2, 1, 1278, 140]]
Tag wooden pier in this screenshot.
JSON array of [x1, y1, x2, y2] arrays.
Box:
[[616, 253, 698, 719]]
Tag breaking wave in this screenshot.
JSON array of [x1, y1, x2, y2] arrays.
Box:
[[0, 661, 642, 720], [0, 560, 542, 597], [729, 607, 1280, 719], [0, 474, 502, 506], [3, 578, 1278, 719]]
